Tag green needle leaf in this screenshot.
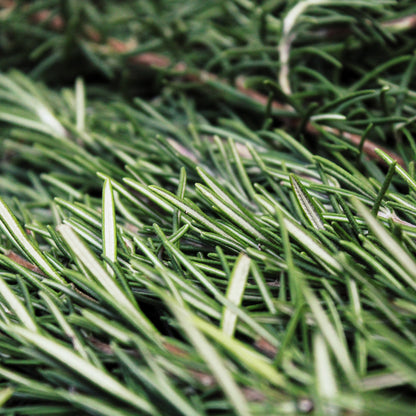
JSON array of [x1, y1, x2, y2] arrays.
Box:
[[303, 286, 359, 389], [0, 196, 63, 283], [0, 276, 37, 332], [7, 326, 156, 415], [353, 198, 416, 290], [290, 174, 325, 230], [57, 223, 159, 340], [166, 297, 251, 416], [221, 253, 251, 337], [102, 178, 117, 275]]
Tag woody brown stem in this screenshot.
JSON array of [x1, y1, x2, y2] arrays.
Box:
[[4, 3, 408, 168]]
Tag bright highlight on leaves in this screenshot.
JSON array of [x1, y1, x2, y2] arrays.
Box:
[[221, 253, 251, 337]]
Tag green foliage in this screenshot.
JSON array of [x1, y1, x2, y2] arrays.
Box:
[[0, 0, 416, 415]]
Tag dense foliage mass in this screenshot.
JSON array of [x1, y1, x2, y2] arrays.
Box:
[[0, 1, 416, 414]]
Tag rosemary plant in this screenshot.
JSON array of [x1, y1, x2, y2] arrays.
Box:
[[0, 1, 415, 415]]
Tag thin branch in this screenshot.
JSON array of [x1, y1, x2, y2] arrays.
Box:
[[5, 250, 45, 275], [316, 13, 416, 38], [2, 3, 407, 167]]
